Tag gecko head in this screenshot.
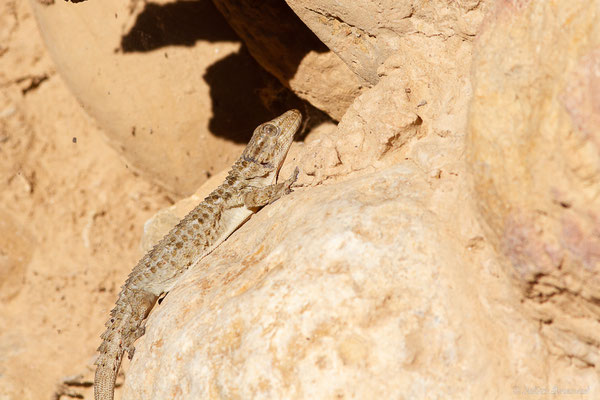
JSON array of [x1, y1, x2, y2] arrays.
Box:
[[241, 109, 302, 171]]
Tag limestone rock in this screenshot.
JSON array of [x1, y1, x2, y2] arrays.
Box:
[[30, 0, 302, 195], [211, 0, 365, 120], [121, 18, 600, 392], [295, 41, 474, 188], [285, 0, 491, 85], [468, 0, 600, 367], [125, 166, 517, 399]]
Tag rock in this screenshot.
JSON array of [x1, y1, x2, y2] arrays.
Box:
[[125, 154, 598, 398], [121, 20, 600, 392], [296, 42, 474, 187], [124, 167, 505, 399], [285, 0, 491, 85], [468, 0, 600, 367], [211, 0, 365, 120], [30, 0, 305, 195]]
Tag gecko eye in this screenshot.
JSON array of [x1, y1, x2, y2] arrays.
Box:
[[263, 123, 279, 136]]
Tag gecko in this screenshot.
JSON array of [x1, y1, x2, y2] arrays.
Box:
[[94, 109, 302, 400]]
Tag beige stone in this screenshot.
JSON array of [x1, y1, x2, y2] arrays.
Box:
[[29, 0, 301, 195], [123, 23, 599, 393], [468, 0, 600, 367], [296, 44, 474, 188], [211, 1, 365, 120], [285, 0, 491, 85], [125, 167, 513, 399], [125, 159, 597, 398]]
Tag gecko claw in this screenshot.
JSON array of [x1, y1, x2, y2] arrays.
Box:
[[284, 167, 300, 194]]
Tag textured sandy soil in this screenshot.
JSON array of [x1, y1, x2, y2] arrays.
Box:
[[0, 1, 170, 398]]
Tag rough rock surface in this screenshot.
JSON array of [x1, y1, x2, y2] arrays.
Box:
[[468, 0, 600, 368], [124, 35, 599, 397], [285, 0, 491, 85], [128, 166, 519, 399], [210, 0, 365, 121], [29, 0, 307, 195]]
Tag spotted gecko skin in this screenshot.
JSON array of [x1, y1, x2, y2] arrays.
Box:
[[94, 110, 302, 400]]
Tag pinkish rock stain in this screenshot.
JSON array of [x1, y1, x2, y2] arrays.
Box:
[[561, 47, 600, 149], [561, 214, 600, 271], [501, 212, 561, 281]]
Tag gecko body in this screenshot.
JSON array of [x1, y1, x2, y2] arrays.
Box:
[[94, 110, 302, 400]]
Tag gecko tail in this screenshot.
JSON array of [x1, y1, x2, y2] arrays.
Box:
[[95, 362, 118, 400], [94, 330, 125, 400], [94, 287, 158, 399]]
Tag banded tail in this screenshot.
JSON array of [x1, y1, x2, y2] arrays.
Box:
[[94, 287, 157, 400]]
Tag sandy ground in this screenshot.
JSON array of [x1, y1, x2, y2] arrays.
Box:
[[0, 1, 172, 398]]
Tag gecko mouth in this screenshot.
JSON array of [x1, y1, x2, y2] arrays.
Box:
[[242, 155, 274, 169]]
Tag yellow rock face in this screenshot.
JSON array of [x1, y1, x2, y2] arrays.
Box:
[[468, 0, 600, 366]]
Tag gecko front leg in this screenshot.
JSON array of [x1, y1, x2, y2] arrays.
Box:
[[243, 167, 299, 207]]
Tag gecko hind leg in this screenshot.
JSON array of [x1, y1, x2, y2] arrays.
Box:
[[125, 290, 158, 360]]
